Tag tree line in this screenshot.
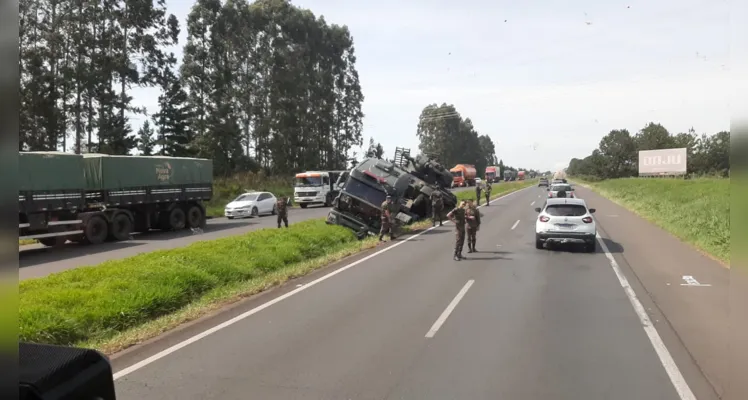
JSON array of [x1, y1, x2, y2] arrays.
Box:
[[19, 0, 364, 176], [414, 103, 503, 176], [566, 122, 730, 179]]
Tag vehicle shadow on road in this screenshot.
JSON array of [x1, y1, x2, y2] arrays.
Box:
[[545, 237, 624, 254], [597, 237, 624, 254], [19, 241, 145, 269], [19, 221, 254, 268]]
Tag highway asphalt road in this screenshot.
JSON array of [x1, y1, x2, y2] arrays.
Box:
[[112, 185, 723, 400], [19, 185, 478, 281]]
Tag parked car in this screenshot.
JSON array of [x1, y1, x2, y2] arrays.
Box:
[[534, 197, 597, 252], [224, 191, 278, 219]]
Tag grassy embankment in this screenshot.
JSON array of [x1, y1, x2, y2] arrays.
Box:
[[576, 177, 729, 265], [20, 219, 379, 354]]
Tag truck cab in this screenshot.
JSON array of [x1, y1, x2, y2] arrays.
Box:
[[294, 171, 346, 208]]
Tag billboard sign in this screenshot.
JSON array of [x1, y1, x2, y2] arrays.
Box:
[[638, 148, 687, 176]]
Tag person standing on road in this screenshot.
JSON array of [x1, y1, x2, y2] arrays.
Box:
[[379, 195, 397, 242], [465, 199, 481, 252], [276, 196, 289, 228], [447, 200, 468, 260], [484, 182, 492, 206], [475, 182, 483, 206], [430, 190, 444, 227]]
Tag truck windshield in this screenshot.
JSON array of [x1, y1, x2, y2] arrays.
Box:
[[343, 178, 386, 207], [451, 171, 463, 177], [295, 177, 323, 187]]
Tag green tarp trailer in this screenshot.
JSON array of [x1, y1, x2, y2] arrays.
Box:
[[82, 154, 213, 190], [83, 154, 213, 190], [19, 152, 86, 192]]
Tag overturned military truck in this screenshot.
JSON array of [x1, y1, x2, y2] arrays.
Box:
[[326, 148, 457, 238]]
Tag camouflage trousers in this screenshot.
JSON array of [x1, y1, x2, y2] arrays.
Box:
[[380, 219, 395, 239], [485, 192, 491, 205], [454, 227, 466, 255], [467, 226, 478, 250], [277, 213, 288, 228], [432, 205, 443, 225], [476, 191, 482, 205]]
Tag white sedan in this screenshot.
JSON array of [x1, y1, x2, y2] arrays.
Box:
[[534, 197, 597, 252], [224, 191, 278, 219]]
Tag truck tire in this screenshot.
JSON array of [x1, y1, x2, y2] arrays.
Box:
[[109, 213, 133, 241], [38, 237, 66, 247], [83, 215, 109, 245], [168, 208, 187, 230], [300, 204, 308, 209], [186, 205, 203, 228]]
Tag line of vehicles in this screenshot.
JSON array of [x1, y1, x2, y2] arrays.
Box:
[[534, 169, 598, 253], [20, 148, 574, 252]]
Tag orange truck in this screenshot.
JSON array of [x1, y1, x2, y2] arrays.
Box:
[[517, 170, 526, 180], [450, 164, 477, 187], [485, 166, 500, 183]]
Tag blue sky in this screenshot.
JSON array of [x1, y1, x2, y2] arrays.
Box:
[[131, 0, 729, 172]]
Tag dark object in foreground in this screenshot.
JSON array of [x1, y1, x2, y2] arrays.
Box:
[[20, 342, 117, 400]]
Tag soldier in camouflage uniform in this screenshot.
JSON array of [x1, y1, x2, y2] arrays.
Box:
[[379, 195, 397, 241], [475, 182, 483, 206], [484, 181, 492, 206], [446, 201, 468, 260], [276, 196, 289, 228], [465, 199, 482, 252], [429, 190, 444, 227]]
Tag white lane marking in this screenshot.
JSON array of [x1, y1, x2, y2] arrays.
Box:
[[680, 275, 711, 287], [114, 186, 534, 379], [530, 201, 535, 206], [425, 280, 475, 338], [597, 234, 697, 400], [511, 220, 520, 230]]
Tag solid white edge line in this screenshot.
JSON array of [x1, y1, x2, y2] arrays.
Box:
[[511, 220, 520, 230], [596, 233, 697, 400], [113, 185, 534, 380], [425, 279, 475, 338]]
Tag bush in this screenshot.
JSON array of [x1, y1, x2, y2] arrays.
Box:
[[19, 219, 357, 346]]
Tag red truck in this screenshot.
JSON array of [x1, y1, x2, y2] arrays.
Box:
[[485, 166, 500, 183], [450, 164, 477, 187], [517, 170, 526, 180]]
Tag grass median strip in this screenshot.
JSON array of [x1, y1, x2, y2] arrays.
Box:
[[575, 177, 729, 265], [20, 219, 379, 354]]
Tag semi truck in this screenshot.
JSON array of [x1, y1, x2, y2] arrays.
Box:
[[518, 170, 526, 180], [450, 164, 477, 187], [19, 152, 213, 247], [485, 166, 500, 183], [327, 149, 457, 238], [503, 170, 516, 181], [293, 170, 347, 208]]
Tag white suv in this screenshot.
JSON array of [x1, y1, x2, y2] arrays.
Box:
[[534, 197, 597, 252]]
